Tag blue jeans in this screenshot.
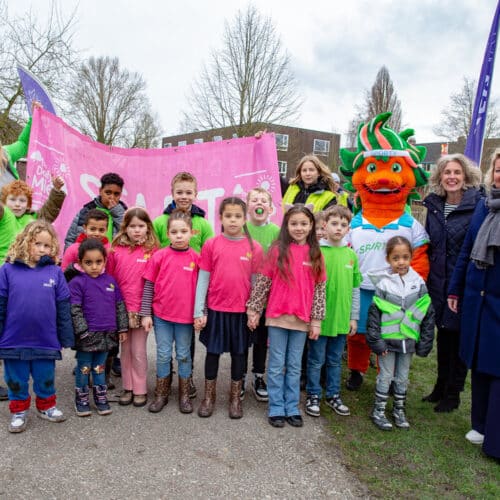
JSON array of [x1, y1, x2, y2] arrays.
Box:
[[376, 351, 413, 394], [4, 359, 56, 401], [306, 334, 346, 397], [153, 316, 192, 379], [267, 326, 307, 417], [75, 351, 107, 388]]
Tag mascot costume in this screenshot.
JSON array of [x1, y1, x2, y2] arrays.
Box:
[[339, 112, 430, 390]]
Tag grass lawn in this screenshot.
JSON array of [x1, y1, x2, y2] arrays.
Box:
[[323, 351, 500, 498]]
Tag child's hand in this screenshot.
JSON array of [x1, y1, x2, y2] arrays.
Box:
[[246, 309, 260, 330], [119, 332, 127, 343], [348, 320, 357, 336], [381, 350, 388, 357], [31, 100, 42, 113], [254, 129, 267, 139], [308, 324, 320, 340], [141, 315, 153, 333], [447, 296, 458, 313], [194, 316, 207, 332], [52, 175, 64, 191]]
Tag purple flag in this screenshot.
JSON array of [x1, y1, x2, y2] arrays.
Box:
[[17, 65, 57, 116], [464, 1, 500, 165]]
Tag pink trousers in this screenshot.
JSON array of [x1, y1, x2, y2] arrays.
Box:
[[121, 327, 149, 395]]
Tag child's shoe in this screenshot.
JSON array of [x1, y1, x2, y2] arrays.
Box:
[[93, 384, 112, 416], [305, 394, 321, 417], [240, 374, 246, 400], [252, 374, 268, 402], [9, 411, 28, 433], [325, 395, 350, 416], [118, 390, 133, 406], [465, 429, 484, 445], [346, 370, 364, 391], [188, 375, 197, 399], [198, 379, 217, 418], [75, 386, 92, 417], [37, 406, 66, 423], [392, 393, 410, 429], [371, 392, 393, 431], [229, 380, 243, 419]]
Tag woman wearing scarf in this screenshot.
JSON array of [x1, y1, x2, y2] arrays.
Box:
[[422, 154, 482, 412], [448, 148, 500, 460]]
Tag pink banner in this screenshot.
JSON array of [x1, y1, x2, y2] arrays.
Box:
[[26, 109, 283, 246]]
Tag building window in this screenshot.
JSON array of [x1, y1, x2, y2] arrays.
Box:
[[213, 135, 223, 142], [313, 139, 330, 156], [194, 138, 203, 144], [275, 133, 289, 151], [278, 161, 287, 175], [178, 140, 187, 147], [163, 142, 172, 148]]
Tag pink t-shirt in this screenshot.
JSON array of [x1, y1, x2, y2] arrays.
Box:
[[61, 234, 110, 271], [143, 246, 200, 324], [200, 235, 263, 313], [106, 245, 157, 312], [262, 243, 326, 323]]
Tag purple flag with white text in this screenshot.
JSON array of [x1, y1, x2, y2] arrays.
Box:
[[464, 1, 500, 165], [17, 65, 57, 116]]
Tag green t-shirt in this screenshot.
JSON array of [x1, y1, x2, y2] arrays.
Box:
[[321, 245, 362, 336], [246, 222, 280, 252], [0, 207, 37, 263], [153, 213, 214, 252]]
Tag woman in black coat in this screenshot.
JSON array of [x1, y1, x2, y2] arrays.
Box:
[[422, 154, 482, 412]]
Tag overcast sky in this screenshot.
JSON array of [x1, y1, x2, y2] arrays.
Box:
[[9, 0, 500, 144]]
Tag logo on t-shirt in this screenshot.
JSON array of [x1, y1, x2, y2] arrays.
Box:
[[106, 283, 115, 292], [43, 278, 56, 288], [240, 251, 253, 262], [302, 261, 312, 267], [183, 261, 196, 272]]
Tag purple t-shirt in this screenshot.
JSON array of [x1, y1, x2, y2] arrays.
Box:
[[0, 262, 70, 350], [69, 273, 123, 331]]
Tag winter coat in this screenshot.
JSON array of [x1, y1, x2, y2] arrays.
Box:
[[64, 197, 127, 250], [448, 199, 500, 377], [424, 188, 483, 330], [366, 267, 435, 357]]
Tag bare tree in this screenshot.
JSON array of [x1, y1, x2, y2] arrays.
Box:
[[68, 56, 160, 147], [181, 5, 302, 137], [346, 66, 403, 147], [125, 110, 162, 149], [433, 76, 500, 141], [0, 0, 78, 143]]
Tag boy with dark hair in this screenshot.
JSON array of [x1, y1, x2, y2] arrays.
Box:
[[64, 172, 127, 250]]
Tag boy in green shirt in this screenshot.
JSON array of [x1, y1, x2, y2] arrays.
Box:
[[305, 206, 361, 418], [242, 187, 280, 401]]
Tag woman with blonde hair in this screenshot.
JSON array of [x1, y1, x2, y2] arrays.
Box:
[[422, 153, 483, 412], [282, 155, 344, 212]]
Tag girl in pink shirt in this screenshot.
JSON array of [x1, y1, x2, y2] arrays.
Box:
[[194, 197, 263, 419], [107, 208, 158, 407], [141, 210, 200, 414], [247, 205, 326, 428]]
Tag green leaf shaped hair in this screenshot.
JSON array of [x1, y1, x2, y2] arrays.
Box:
[[339, 112, 429, 203]]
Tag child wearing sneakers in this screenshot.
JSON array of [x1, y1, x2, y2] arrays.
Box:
[[69, 239, 128, 417], [0, 221, 73, 433], [366, 236, 434, 430], [306, 206, 361, 418], [243, 187, 280, 402]]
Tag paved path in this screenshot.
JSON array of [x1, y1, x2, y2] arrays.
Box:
[[0, 337, 368, 499]]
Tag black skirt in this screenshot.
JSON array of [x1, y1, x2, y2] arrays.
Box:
[[199, 309, 252, 355]]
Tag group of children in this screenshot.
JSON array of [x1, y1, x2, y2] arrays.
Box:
[[0, 168, 435, 433]]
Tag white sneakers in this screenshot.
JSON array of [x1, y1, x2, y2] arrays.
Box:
[[9, 411, 28, 433], [465, 429, 484, 445]]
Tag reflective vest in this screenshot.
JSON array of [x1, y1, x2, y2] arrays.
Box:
[[282, 184, 340, 212], [373, 294, 431, 341]]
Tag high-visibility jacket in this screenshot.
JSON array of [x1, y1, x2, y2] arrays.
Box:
[[372, 294, 431, 342], [282, 184, 341, 212]]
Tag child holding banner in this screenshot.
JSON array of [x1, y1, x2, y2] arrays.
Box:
[[194, 197, 263, 419], [107, 208, 158, 408]]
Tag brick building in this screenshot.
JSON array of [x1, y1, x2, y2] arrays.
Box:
[[162, 124, 341, 180]]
